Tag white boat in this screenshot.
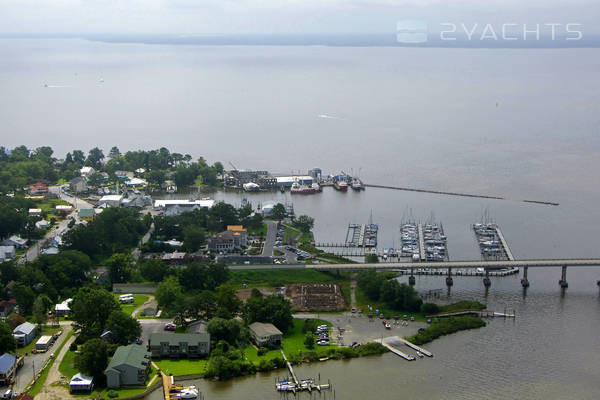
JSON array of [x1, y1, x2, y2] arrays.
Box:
[[243, 182, 260, 192], [171, 386, 199, 399]]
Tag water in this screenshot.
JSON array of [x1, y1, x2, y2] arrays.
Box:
[[2, 37, 600, 398]]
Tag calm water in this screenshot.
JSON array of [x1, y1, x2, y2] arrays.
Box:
[[2, 38, 600, 399]]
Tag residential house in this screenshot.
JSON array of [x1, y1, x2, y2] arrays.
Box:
[[105, 344, 151, 389], [79, 166, 95, 177], [0, 300, 16, 318], [13, 322, 37, 347], [115, 171, 134, 179], [99, 195, 123, 207], [35, 220, 50, 229], [55, 205, 73, 215], [28, 182, 49, 195], [0, 353, 16, 385], [121, 195, 152, 209], [2, 236, 27, 249], [41, 247, 59, 255], [148, 333, 210, 358], [153, 199, 215, 217], [248, 322, 282, 348], [69, 177, 88, 193], [77, 208, 95, 221], [28, 208, 42, 217], [69, 373, 94, 393], [54, 298, 72, 316], [0, 246, 16, 263], [161, 252, 187, 265]]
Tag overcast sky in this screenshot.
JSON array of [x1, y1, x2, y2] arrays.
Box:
[[0, 0, 598, 35]]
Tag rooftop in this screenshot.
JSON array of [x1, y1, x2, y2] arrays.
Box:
[[149, 333, 210, 346], [106, 344, 150, 372], [249, 322, 283, 337]]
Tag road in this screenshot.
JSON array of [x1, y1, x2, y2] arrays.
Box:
[[274, 246, 298, 263], [33, 325, 76, 400], [261, 221, 278, 257], [13, 323, 72, 395], [132, 222, 155, 260]]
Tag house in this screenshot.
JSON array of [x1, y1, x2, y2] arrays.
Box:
[[148, 333, 210, 358], [248, 322, 282, 348], [69, 373, 94, 393], [78, 208, 95, 221], [0, 246, 16, 263], [80, 166, 95, 177], [2, 236, 27, 249], [0, 353, 16, 385], [55, 205, 73, 215], [28, 208, 42, 216], [35, 220, 50, 229], [105, 344, 151, 388], [208, 226, 247, 253], [35, 335, 55, 351], [124, 178, 147, 188], [161, 252, 187, 265], [121, 195, 152, 209], [13, 322, 37, 347], [0, 300, 16, 318], [226, 225, 248, 248], [99, 195, 123, 207], [54, 298, 72, 316], [28, 182, 49, 195], [41, 247, 59, 255], [69, 177, 88, 193]]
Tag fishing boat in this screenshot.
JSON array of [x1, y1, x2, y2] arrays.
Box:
[[350, 178, 363, 190], [291, 182, 319, 194], [243, 182, 260, 192]]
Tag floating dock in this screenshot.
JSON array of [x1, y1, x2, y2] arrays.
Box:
[[276, 350, 332, 393], [161, 371, 200, 400], [472, 223, 513, 262]]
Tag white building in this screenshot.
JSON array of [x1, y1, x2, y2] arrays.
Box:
[[35, 220, 51, 229], [275, 176, 313, 187], [0, 246, 16, 263], [153, 199, 216, 216], [99, 195, 124, 207], [80, 166, 95, 177]]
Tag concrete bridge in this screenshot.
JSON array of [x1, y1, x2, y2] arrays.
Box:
[[229, 258, 600, 289]]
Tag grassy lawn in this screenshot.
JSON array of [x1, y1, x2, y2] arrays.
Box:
[[340, 283, 351, 306], [154, 359, 209, 376], [227, 269, 348, 287], [281, 318, 335, 357], [17, 325, 63, 356], [28, 330, 73, 397], [247, 222, 267, 237], [112, 293, 149, 316], [58, 349, 78, 379]]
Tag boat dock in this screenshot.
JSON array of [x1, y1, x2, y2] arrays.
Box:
[[393, 337, 433, 357], [495, 226, 514, 261], [473, 222, 513, 262], [275, 351, 332, 393], [417, 223, 426, 261], [428, 310, 516, 318], [345, 223, 366, 247], [378, 337, 416, 361], [161, 371, 200, 400]]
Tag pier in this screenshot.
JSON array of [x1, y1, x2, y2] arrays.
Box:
[[161, 371, 200, 400], [276, 350, 332, 393], [393, 337, 433, 357], [428, 310, 515, 318], [495, 226, 514, 261], [417, 223, 426, 261], [378, 337, 416, 361]]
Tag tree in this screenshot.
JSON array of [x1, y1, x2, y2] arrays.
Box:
[[139, 259, 171, 283], [304, 333, 315, 349], [105, 311, 141, 345], [214, 286, 242, 319], [294, 215, 314, 233], [13, 283, 35, 316], [183, 226, 205, 252], [243, 295, 293, 333], [85, 147, 105, 169], [108, 146, 121, 159], [72, 150, 85, 164], [107, 253, 133, 284], [0, 322, 16, 354], [213, 162, 224, 175], [71, 288, 121, 337], [75, 339, 108, 379], [155, 276, 184, 314], [207, 318, 243, 345], [32, 295, 48, 326], [271, 203, 286, 220]]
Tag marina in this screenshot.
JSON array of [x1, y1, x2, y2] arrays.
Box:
[[276, 350, 332, 393], [473, 222, 514, 262]]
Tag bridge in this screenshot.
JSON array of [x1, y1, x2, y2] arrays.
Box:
[[229, 258, 600, 289]]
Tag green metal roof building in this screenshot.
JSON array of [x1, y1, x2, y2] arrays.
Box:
[[105, 344, 151, 389]]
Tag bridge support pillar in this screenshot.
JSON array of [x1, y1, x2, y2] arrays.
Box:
[[483, 270, 491, 288], [446, 267, 453, 286], [521, 266, 530, 288], [559, 265, 568, 288]]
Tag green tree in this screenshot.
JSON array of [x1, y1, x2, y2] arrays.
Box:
[[206, 318, 243, 345], [13, 284, 35, 316], [183, 225, 205, 252], [85, 147, 105, 169], [75, 339, 108, 379], [214, 286, 242, 319], [32, 296, 48, 326], [270, 203, 286, 220], [108, 146, 121, 159], [155, 276, 184, 313], [304, 333, 315, 349], [294, 215, 314, 233], [105, 310, 141, 345], [107, 253, 133, 284], [71, 288, 121, 337], [365, 254, 379, 263], [139, 259, 171, 283], [0, 322, 16, 354], [243, 295, 293, 333]]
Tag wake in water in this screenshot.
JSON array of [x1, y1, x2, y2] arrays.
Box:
[[317, 114, 345, 120], [44, 84, 72, 88]]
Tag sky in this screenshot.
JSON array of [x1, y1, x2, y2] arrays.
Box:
[[0, 0, 598, 35]]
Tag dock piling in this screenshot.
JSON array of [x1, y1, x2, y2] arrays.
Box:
[[559, 265, 568, 288], [521, 266, 530, 288], [446, 267, 453, 286], [483, 269, 491, 287]]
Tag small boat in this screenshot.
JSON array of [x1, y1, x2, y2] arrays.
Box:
[[334, 180, 348, 191], [243, 182, 260, 192], [350, 178, 363, 190], [171, 386, 199, 399], [417, 351, 424, 358]]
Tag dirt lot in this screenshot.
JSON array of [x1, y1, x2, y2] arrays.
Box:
[[285, 283, 347, 312]]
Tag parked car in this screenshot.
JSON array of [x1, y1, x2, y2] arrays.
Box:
[[317, 340, 329, 346], [164, 323, 176, 331]]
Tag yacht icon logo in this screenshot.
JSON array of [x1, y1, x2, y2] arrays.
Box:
[[397, 20, 428, 43]]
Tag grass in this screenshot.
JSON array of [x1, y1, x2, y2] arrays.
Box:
[[298, 243, 356, 264], [340, 283, 352, 307], [227, 269, 348, 287], [27, 330, 74, 397], [112, 293, 149, 316], [154, 359, 209, 376], [17, 325, 63, 355], [439, 301, 486, 313], [247, 222, 267, 237], [58, 349, 78, 379], [281, 318, 335, 357]]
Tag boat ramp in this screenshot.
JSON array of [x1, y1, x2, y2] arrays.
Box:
[[377, 336, 433, 361]]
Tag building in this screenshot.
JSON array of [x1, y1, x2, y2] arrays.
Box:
[[248, 322, 282, 348], [13, 322, 37, 347], [28, 182, 49, 195], [226, 225, 248, 248], [208, 225, 248, 253], [35, 220, 51, 229], [54, 298, 72, 316], [275, 176, 313, 187], [124, 178, 147, 188], [69, 373, 94, 393], [78, 208, 95, 221], [115, 170, 134, 179], [99, 195, 123, 207], [2, 236, 27, 249], [121, 195, 152, 209], [69, 177, 88, 193], [153, 199, 216, 217], [0, 300, 16, 318], [55, 205, 73, 215], [79, 166, 95, 177], [0, 246, 16, 263], [0, 353, 16, 385], [28, 208, 42, 216], [148, 333, 210, 358], [105, 344, 151, 389], [35, 335, 55, 351]]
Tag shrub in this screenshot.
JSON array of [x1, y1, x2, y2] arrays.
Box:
[[107, 390, 118, 398], [69, 342, 78, 352], [420, 303, 441, 314]]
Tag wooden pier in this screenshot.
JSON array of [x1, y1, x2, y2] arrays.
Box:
[[160, 371, 200, 400], [495, 226, 514, 261], [394, 337, 433, 357], [417, 223, 426, 261]]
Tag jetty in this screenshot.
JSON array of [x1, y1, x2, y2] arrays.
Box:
[[276, 350, 331, 393], [495, 226, 514, 261], [428, 310, 515, 318]]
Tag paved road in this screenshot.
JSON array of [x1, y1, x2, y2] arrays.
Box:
[[261, 221, 278, 257], [13, 323, 72, 394]]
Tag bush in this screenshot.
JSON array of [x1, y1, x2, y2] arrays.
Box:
[[407, 315, 486, 345], [420, 303, 441, 314], [69, 342, 78, 352], [107, 390, 118, 398]]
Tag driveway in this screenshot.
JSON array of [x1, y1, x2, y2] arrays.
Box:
[[139, 318, 173, 346], [261, 221, 278, 256]]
